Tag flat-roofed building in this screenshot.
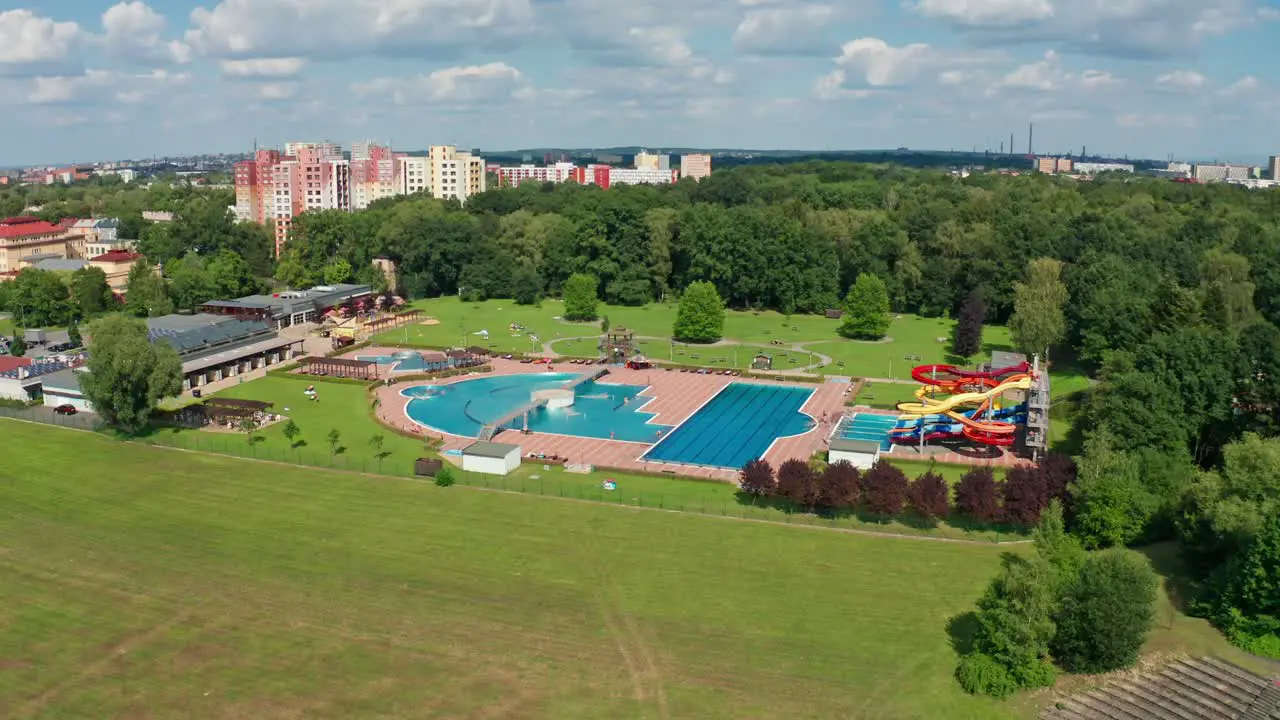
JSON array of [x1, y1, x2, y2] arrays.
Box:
[[144, 313, 305, 390], [197, 283, 373, 329]]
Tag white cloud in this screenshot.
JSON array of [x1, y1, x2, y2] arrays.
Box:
[[101, 2, 190, 64], [1219, 75, 1258, 95], [1155, 69, 1207, 91], [256, 82, 296, 100], [820, 37, 997, 91], [353, 62, 528, 105], [1115, 112, 1196, 128], [27, 68, 190, 105], [733, 3, 842, 55], [0, 9, 81, 72], [908, 0, 1256, 58], [186, 0, 535, 59], [220, 57, 306, 78], [908, 0, 1054, 27], [990, 50, 1118, 93], [828, 38, 937, 87]]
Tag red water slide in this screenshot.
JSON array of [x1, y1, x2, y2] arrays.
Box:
[[910, 362, 1030, 390]]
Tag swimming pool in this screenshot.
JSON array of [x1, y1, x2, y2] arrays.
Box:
[[840, 413, 898, 451], [642, 383, 815, 469], [359, 352, 435, 372], [401, 373, 672, 442]]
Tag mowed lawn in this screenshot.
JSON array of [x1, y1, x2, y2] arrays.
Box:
[[371, 298, 1085, 386], [145, 375, 1013, 541], [0, 421, 1021, 719]]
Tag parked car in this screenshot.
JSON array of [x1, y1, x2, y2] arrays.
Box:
[[53, 404, 78, 415]]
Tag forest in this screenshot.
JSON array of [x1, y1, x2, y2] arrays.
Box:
[[3, 161, 1278, 671]]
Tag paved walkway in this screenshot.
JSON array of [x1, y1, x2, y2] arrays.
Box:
[[541, 335, 836, 374]]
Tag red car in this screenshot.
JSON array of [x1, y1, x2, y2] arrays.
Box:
[[53, 404, 78, 415]]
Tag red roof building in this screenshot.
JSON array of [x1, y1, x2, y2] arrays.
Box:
[[0, 216, 76, 274], [90, 250, 143, 263], [0, 356, 32, 374]]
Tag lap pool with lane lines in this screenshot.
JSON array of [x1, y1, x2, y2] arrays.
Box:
[[642, 383, 816, 469]]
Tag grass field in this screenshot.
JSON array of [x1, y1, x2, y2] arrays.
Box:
[[2, 420, 1021, 719], [142, 376, 1017, 541], [1, 421, 1259, 718], [371, 299, 1087, 391]]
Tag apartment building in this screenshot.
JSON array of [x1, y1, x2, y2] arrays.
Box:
[[634, 150, 672, 171], [680, 154, 712, 180], [428, 145, 486, 202], [1268, 156, 1280, 181], [494, 162, 579, 187], [398, 156, 430, 195], [1072, 162, 1134, 175], [0, 216, 76, 275], [590, 166, 679, 189], [351, 143, 401, 210], [1193, 163, 1251, 182], [1034, 156, 1075, 174], [234, 141, 486, 254]]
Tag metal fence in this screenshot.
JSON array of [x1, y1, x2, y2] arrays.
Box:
[[0, 407, 1021, 544]]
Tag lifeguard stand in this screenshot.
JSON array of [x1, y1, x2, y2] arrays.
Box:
[[600, 327, 636, 363]]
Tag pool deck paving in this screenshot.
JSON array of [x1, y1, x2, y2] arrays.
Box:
[[373, 359, 850, 482]]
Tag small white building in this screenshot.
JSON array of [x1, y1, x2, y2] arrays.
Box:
[[461, 441, 521, 476], [41, 368, 94, 412], [828, 438, 881, 470]]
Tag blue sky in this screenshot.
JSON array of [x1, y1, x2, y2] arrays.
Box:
[[2, 0, 1277, 165]]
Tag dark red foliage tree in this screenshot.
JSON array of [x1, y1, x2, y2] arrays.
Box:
[[908, 470, 950, 521], [776, 459, 819, 509], [955, 467, 1002, 523], [1002, 465, 1049, 526], [952, 287, 986, 359], [862, 460, 909, 517], [1037, 452, 1077, 503], [818, 461, 860, 511], [738, 459, 776, 498]]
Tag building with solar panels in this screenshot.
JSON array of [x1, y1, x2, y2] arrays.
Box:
[[144, 313, 306, 391]]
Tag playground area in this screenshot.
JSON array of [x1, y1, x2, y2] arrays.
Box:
[[374, 358, 847, 480]]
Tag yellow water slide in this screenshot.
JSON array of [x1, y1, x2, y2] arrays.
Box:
[[897, 375, 1033, 435]]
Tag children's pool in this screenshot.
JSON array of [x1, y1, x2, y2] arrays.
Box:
[[401, 372, 672, 442]]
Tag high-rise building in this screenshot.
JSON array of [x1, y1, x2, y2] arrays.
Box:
[[351, 143, 401, 210], [428, 145, 486, 202], [1269, 156, 1280, 181], [398, 156, 430, 196], [234, 140, 486, 255], [680, 154, 712, 181], [634, 150, 669, 171]]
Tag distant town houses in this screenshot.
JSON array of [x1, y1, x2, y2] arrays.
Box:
[[1033, 154, 1280, 188], [493, 150, 712, 189]]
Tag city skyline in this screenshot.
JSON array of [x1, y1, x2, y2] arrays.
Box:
[[2, 1, 1277, 166]]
